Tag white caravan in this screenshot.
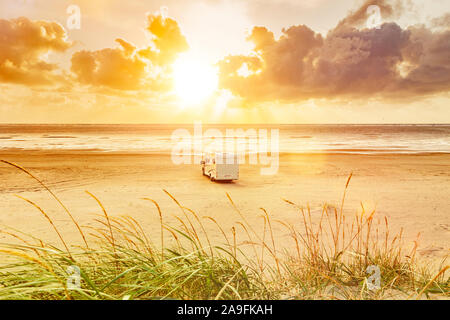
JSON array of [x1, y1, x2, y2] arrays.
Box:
[[201, 152, 239, 182]]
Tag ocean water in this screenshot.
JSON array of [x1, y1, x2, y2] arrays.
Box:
[[0, 124, 449, 155]]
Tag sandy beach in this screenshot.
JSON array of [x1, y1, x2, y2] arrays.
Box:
[[0, 151, 448, 263]]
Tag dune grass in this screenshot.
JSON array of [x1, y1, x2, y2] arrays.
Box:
[[0, 160, 448, 300]]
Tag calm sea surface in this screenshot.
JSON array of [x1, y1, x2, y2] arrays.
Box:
[[0, 124, 449, 154]]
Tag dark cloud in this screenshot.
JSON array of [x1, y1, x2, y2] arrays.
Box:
[[218, 0, 450, 102], [0, 17, 71, 85], [218, 24, 323, 101]]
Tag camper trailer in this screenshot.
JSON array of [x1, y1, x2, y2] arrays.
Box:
[[201, 152, 239, 182]]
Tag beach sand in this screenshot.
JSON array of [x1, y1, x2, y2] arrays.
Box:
[[0, 152, 449, 263]]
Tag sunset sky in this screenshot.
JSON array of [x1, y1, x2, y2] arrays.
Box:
[[0, 0, 449, 123]]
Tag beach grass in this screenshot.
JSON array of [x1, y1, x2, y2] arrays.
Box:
[[0, 160, 448, 300]]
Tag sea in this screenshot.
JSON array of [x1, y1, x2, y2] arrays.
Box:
[[0, 124, 449, 155]]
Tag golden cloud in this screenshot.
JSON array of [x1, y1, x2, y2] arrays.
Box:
[[139, 13, 189, 66], [71, 39, 147, 91], [0, 17, 71, 85], [71, 12, 189, 91]]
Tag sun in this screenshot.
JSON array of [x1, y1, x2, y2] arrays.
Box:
[[172, 53, 219, 106]]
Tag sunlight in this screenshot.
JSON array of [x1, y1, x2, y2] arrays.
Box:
[[172, 53, 219, 106]]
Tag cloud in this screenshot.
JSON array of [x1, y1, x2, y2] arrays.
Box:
[[71, 12, 188, 91], [0, 12, 189, 94], [431, 13, 450, 30], [0, 17, 71, 85], [71, 39, 148, 91], [217, 0, 450, 103], [139, 13, 189, 66]]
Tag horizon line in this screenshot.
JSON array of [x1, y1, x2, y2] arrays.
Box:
[[1, 123, 450, 126]]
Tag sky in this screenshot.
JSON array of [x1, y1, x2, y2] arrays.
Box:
[[0, 0, 449, 123]]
